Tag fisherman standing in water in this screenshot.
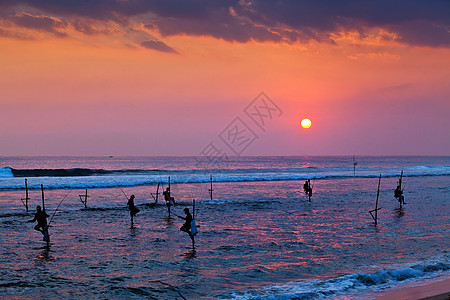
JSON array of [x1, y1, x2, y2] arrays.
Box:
[[178, 207, 195, 248], [28, 205, 49, 234], [127, 194, 140, 226]]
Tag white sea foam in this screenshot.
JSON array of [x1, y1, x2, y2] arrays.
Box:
[[1, 160, 449, 191], [222, 258, 450, 299], [0, 164, 450, 190]]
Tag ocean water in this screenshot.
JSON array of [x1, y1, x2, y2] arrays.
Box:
[[0, 156, 449, 299]]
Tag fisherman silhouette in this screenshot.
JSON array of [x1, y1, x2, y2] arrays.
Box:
[[303, 180, 309, 194], [28, 205, 49, 234], [394, 185, 405, 204], [303, 179, 313, 201], [127, 194, 140, 218], [178, 207, 195, 248], [163, 187, 175, 206]]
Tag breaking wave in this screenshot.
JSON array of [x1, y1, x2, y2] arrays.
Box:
[[0, 164, 449, 190], [221, 258, 450, 299]]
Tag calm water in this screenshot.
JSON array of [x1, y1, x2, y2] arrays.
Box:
[[0, 156, 449, 299]]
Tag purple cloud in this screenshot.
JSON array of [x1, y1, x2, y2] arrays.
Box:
[[11, 13, 67, 37], [0, 0, 448, 48]]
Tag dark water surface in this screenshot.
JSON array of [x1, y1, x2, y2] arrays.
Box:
[[0, 156, 449, 299]]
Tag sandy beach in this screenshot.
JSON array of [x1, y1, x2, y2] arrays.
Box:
[[373, 276, 450, 300]]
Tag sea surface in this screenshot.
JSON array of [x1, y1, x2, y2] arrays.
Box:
[[0, 156, 449, 299]]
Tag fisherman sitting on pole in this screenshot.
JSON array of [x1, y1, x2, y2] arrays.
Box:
[[303, 179, 313, 201], [303, 180, 309, 195], [163, 187, 175, 206], [394, 184, 405, 204], [28, 205, 49, 234]]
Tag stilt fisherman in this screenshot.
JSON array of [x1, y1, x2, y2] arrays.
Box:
[[303, 179, 313, 201], [28, 205, 49, 240], [178, 208, 197, 248]]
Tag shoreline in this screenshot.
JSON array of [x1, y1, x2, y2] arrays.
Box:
[[370, 276, 450, 300]]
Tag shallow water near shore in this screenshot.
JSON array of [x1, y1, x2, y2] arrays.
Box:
[[0, 156, 449, 299]]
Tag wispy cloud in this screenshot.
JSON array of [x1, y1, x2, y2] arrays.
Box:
[[141, 39, 179, 54]]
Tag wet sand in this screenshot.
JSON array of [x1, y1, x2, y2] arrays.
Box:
[[374, 276, 450, 300]]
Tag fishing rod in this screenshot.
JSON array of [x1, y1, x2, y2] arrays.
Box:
[[148, 280, 187, 300], [173, 200, 197, 220], [47, 190, 72, 227], [113, 180, 129, 200]]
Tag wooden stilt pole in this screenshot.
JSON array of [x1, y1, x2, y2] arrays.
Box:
[[151, 182, 161, 203], [369, 174, 382, 225], [209, 175, 213, 200], [21, 178, 30, 212], [191, 198, 197, 249], [375, 175, 380, 225], [79, 189, 89, 209], [41, 184, 45, 212], [156, 182, 160, 203], [168, 176, 171, 217], [40, 184, 50, 244], [308, 179, 313, 202], [399, 170, 404, 207]]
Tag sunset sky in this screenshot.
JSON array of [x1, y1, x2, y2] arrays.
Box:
[[1, 0, 449, 156]]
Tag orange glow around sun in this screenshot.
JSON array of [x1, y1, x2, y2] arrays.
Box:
[[301, 118, 312, 129]]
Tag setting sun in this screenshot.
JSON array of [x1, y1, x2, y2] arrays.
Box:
[[301, 118, 312, 129]]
